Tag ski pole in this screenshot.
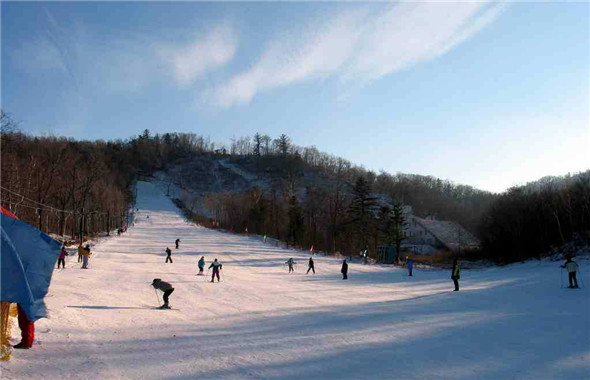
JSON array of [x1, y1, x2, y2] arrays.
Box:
[[578, 270, 585, 288], [154, 288, 161, 305], [204, 268, 211, 282]]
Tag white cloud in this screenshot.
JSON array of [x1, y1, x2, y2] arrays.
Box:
[[211, 2, 506, 107], [161, 25, 237, 86]]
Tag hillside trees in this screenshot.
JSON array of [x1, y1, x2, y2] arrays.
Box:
[[348, 176, 378, 253], [478, 171, 590, 262]]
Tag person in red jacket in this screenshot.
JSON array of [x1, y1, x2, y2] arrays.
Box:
[[13, 304, 34, 349], [57, 245, 68, 269]]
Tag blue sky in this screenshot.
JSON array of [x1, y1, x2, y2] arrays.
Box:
[[2, 1, 588, 193]]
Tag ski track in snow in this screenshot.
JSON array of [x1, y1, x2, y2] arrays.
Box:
[[2, 181, 589, 380]]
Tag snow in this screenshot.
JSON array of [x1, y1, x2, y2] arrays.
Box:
[[2, 181, 589, 380]]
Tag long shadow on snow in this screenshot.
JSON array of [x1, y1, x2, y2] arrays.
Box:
[[56, 284, 588, 380]]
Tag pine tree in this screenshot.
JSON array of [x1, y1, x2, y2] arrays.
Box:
[[348, 176, 378, 253], [390, 202, 406, 257]]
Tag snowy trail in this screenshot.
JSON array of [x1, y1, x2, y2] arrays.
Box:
[[2, 181, 589, 380]]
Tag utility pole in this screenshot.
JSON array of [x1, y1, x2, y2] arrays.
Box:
[[79, 208, 85, 243]]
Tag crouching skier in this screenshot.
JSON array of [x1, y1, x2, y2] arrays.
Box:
[[209, 259, 223, 282], [152, 279, 175, 309]]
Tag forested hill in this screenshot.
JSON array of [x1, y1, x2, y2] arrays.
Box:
[[1, 114, 588, 263]]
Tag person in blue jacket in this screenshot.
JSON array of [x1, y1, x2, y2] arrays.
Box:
[[197, 256, 205, 275], [285, 258, 295, 273], [407, 256, 414, 276]]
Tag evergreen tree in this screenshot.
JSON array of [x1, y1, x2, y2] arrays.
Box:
[[348, 176, 378, 252], [390, 202, 406, 256]]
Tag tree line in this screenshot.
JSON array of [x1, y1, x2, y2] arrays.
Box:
[[478, 172, 590, 263], [3, 112, 586, 263]]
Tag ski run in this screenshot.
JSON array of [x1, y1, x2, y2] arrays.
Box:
[[2, 181, 589, 380]]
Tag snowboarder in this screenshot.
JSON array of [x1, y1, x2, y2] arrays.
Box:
[[79, 244, 91, 269], [407, 256, 414, 276], [561, 257, 579, 288], [165, 247, 173, 263], [306, 257, 315, 274], [341, 259, 348, 280], [197, 256, 205, 275], [13, 304, 34, 349], [175, 239, 180, 249], [151, 278, 174, 309], [57, 245, 68, 269], [209, 258, 223, 282], [286, 258, 295, 273], [451, 259, 460, 291]]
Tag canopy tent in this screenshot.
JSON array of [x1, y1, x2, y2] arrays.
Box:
[[1, 209, 60, 321]]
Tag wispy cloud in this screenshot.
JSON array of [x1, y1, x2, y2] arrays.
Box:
[[211, 2, 507, 107], [10, 12, 237, 93], [160, 25, 237, 86]]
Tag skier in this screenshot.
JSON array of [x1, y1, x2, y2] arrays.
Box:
[[57, 245, 68, 269], [561, 257, 579, 288], [151, 279, 175, 309], [197, 256, 205, 275], [263, 234, 268, 243], [451, 259, 460, 291], [165, 247, 173, 263], [407, 256, 414, 276], [286, 258, 295, 273], [13, 304, 34, 349], [79, 244, 91, 269], [306, 257, 315, 274], [341, 259, 348, 280], [209, 258, 223, 282], [175, 239, 180, 249]]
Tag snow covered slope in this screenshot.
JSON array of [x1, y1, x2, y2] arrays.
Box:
[[2, 181, 588, 380]]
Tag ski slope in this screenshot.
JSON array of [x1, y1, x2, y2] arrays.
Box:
[[2, 181, 589, 380]]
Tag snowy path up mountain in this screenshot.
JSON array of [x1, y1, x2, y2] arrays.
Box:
[[2, 181, 588, 380]]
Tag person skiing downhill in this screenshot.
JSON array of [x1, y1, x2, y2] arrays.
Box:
[[209, 258, 223, 282], [451, 259, 460, 291], [57, 245, 68, 269], [561, 257, 579, 288], [286, 258, 295, 273], [175, 239, 180, 249], [165, 247, 173, 263], [306, 257, 315, 274], [151, 279, 174, 309], [341, 259, 348, 280], [197, 256, 205, 275]]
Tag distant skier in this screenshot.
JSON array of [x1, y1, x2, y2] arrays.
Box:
[[197, 256, 205, 275], [451, 259, 460, 291], [306, 257, 315, 275], [57, 245, 68, 269], [341, 259, 348, 280], [263, 234, 268, 243], [175, 239, 180, 249], [561, 257, 579, 288], [79, 244, 91, 269], [151, 278, 174, 309], [209, 258, 223, 282], [165, 247, 173, 263], [286, 258, 295, 273], [407, 257, 414, 276]]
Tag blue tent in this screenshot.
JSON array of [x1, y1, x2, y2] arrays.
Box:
[[1, 213, 61, 321]]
